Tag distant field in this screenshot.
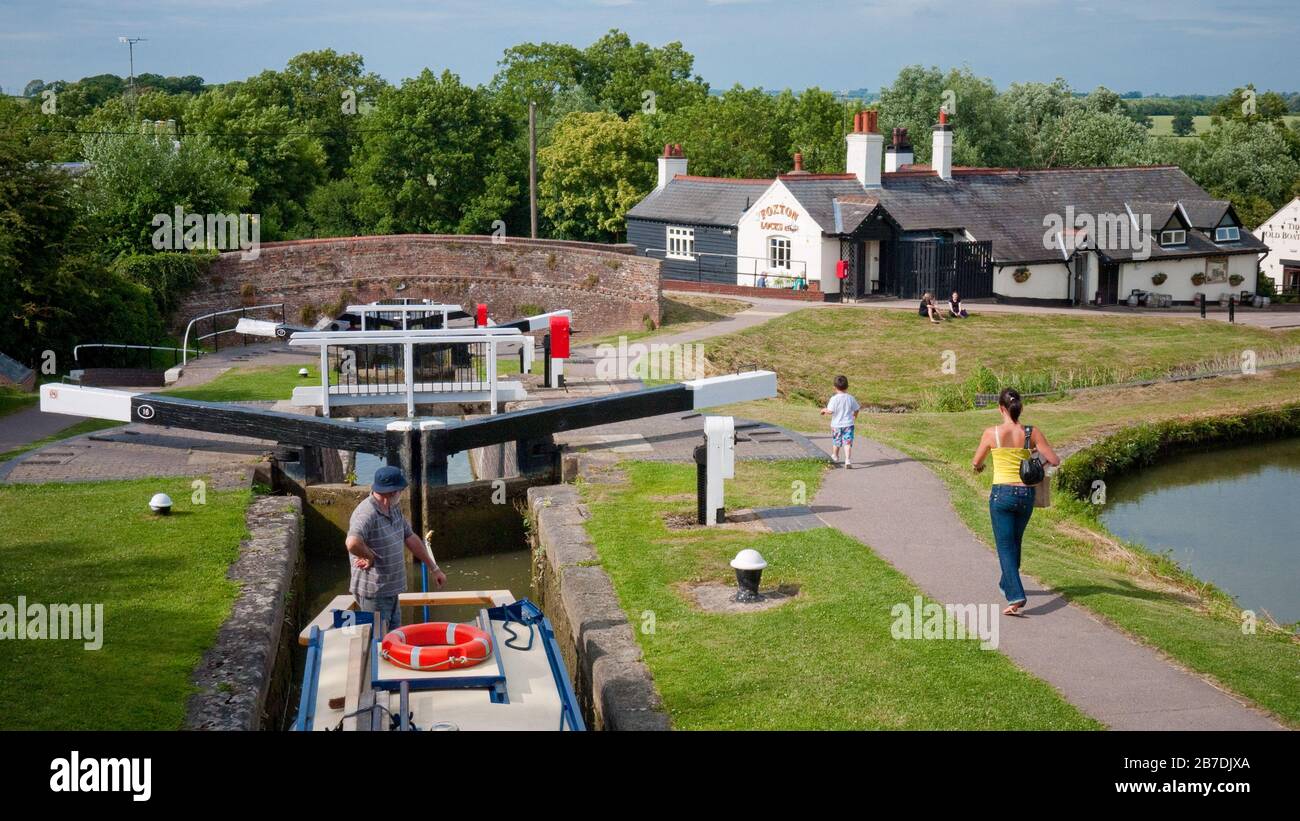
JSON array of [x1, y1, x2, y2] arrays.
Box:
[[1148, 114, 1300, 137]]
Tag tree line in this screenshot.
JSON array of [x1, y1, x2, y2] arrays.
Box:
[[4, 30, 1300, 364]]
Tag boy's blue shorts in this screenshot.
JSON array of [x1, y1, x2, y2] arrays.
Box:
[[832, 425, 855, 447]]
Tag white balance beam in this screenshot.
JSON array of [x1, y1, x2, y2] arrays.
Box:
[[39, 383, 138, 422], [684, 371, 777, 409]]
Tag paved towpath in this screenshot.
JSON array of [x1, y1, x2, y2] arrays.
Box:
[[808, 434, 1283, 730]]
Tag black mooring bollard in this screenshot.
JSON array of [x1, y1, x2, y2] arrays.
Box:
[[542, 334, 552, 386]]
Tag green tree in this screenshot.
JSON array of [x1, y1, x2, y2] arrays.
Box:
[[1158, 120, 1300, 227], [351, 69, 523, 235], [185, 88, 327, 238], [539, 111, 654, 241], [877, 66, 1010, 167], [1172, 112, 1196, 137], [79, 132, 252, 258], [656, 86, 788, 178], [1212, 85, 1290, 125], [581, 30, 709, 118], [0, 97, 163, 363], [776, 89, 855, 174]]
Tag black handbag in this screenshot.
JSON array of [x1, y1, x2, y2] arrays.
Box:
[[1019, 425, 1046, 485]]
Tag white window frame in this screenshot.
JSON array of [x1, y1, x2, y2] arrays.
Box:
[[767, 236, 791, 270], [666, 226, 695, 260], [1159, 229, 1186, 246], [1215, 225, 1240, 243]]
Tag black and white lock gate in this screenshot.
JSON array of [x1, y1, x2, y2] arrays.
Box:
[[41, 371, 776, 543]]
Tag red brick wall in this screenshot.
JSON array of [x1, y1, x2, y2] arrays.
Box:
[[175, 235, 662, 336]]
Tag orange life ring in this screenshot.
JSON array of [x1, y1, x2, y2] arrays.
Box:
[[380, 622, 494, 671]]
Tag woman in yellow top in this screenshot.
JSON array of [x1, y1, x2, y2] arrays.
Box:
[[971, 388, 1060, 616]]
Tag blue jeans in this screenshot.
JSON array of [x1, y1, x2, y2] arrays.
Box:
[[356, 594, 401, 633], [989, 484, 1035, 605]]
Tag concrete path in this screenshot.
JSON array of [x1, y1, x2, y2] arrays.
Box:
[[0, 405, 88, 454], [810, 434, 1284, 730]]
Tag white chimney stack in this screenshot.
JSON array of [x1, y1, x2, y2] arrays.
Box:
[[932, 109, 953, 181], [845, 110, 883, 188], [885, 127, 914, 173], [657, 143, 688, 190]]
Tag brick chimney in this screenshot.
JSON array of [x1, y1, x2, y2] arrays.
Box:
[[845, 109, 883, 188], [657, 143, 688, 190], [932, 109, 953, 181], [885, 127, 913, 173]]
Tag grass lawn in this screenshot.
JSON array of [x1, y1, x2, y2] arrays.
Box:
[[1147, 114, 1300, 137], [706, 307, 1300, 409], [584, 293, 752, 348], [723, 369, 1300, 726], [0, 387, 37, 419], [164, 364, 323, 402], [0, 418, 122, 462], [581, 459, 1098, 729], [0, 477, 250, 729]]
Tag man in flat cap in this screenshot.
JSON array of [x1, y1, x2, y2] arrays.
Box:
[[345, 465, 446, 630]]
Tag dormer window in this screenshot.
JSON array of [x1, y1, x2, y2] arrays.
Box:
[[1159, 229, 1186, 246], [1215, 226, 1240, 243]]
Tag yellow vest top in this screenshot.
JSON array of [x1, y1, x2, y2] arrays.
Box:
[[991, 426, 1031, 485]]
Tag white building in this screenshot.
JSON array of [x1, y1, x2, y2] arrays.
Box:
[[1256, 197, 1300, 295], [628, 111, 1269, 305]]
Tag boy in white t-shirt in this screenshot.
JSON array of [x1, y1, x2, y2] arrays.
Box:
[[821, 374, 861, 468]]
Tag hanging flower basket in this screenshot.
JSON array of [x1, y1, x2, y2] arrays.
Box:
[[1191, 272, 1207, 286], [1012, 267, 1031, 284], [1228, 274, 1244, 286], [1151, 272, 1167, 286]]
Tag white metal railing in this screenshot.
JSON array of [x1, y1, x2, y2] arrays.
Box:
[[643, 249, 811, 288], [346, 302, 464, 331], [288, 328, 529, 417], [181, 303, 286, 366]]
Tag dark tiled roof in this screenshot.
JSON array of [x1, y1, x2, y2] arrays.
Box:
[[1179, 198, 1231, 229], [777, 175, 872, 232], [627, 164, 1267, 264], [875, 166, 1267, 263], [627, 175, 768, 225]]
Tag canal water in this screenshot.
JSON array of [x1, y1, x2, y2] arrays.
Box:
[[1099, 437, 1300, 625]]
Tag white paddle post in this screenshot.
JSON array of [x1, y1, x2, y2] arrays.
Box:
[[700, 415, 735, 526]]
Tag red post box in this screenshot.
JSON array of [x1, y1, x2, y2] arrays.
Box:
[[475, 304, 488, 327], [549, 315, 570, 359]]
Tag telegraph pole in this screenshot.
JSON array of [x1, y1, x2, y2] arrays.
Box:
[[119, 36, 146, 115], [529, 100, 538, 238]]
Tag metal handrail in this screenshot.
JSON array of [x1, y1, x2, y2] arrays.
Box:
[[287, 328, 529, 418], [642, 248, 810, 288], [181, 303, 286, 366]]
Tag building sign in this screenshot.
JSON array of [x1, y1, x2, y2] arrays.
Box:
[[758, 202, 800, 234], [1206, 256, 1228, 283]]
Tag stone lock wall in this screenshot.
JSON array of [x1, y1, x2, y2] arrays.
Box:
[[175, 235, 662, 336]]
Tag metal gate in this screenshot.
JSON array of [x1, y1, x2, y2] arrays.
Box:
[[879, 240, 993, 299]]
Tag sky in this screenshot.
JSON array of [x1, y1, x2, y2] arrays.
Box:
[[2, 0, 1298, 97]]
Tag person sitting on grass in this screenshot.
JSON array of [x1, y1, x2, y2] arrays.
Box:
[[949, 290, 969, 318], [820, 374, 861, 469], [918, 292, 944, 324]]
